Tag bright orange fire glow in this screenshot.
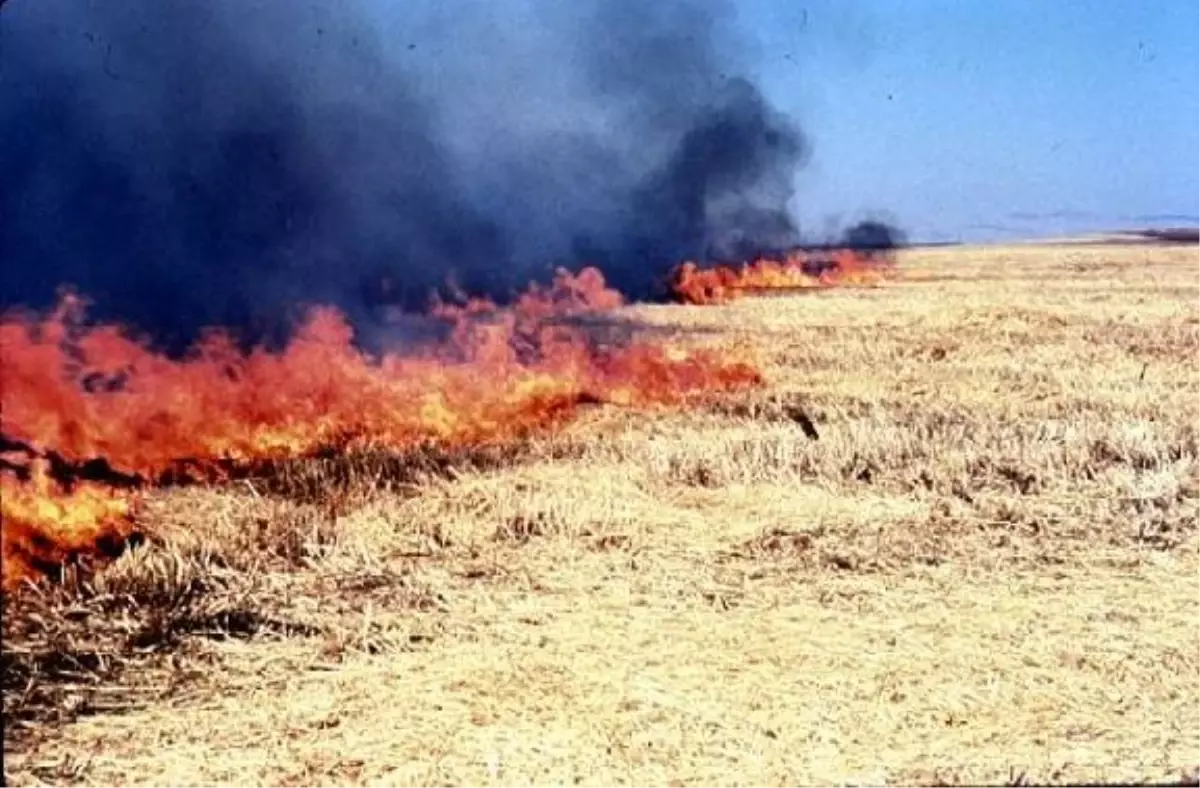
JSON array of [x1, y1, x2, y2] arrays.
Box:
[[671, 249, 895, 305], [0, 463, 137, 590], [1, 267, 761, 591]]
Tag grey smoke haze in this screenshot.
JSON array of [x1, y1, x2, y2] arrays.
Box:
[[0, 0, 821, 348]]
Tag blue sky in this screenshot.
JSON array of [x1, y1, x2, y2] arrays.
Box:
[[735, 0, 1199, 242]]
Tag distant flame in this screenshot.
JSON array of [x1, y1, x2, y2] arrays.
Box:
[[1, 267, 761, 591], [670, 249, 896, 305]]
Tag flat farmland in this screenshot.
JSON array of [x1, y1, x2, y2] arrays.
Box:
[[4, 242, 1198, 787]]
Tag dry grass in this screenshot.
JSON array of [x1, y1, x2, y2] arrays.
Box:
[[3, 242, 1198, 787]]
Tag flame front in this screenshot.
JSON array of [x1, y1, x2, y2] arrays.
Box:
[[0, 267, 762, 591], [671, 249, 895, 305], [0, 463, 137, 587]]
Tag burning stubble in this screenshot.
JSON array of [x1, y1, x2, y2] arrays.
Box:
[[0, 1, 899, 589], [670, 249, 900, 306], [0, 270, 763, 590]]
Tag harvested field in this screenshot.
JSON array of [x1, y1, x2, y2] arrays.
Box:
[[3, 243, 1198, 787]]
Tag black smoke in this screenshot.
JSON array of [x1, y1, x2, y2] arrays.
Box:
[[838, 219, 906, 254], [0, 0, 886, 350]]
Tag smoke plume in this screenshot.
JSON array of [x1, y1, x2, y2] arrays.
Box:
[[1, 0, 830, 348]]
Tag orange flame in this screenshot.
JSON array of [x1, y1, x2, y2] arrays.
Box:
[[670, 249, 895, 305], [1, 267, 761, 591], [0, 463, 137, 591]]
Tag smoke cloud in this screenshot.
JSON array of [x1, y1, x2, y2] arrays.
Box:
[[0, 0, 863, 349]]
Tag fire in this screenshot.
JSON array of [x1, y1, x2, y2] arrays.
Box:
[[0, 463, 137, 589], [0, 267, 761, 591], [670, 249, 895, 305]]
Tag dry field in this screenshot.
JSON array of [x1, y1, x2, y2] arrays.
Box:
[[3, 243, 1199, 787]]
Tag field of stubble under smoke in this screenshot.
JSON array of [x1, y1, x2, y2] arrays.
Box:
[[4, 242, 1198, 787]]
